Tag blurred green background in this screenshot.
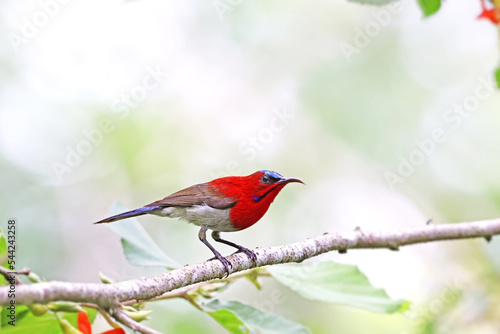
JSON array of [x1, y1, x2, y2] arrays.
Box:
[[1, 0, 500, 332]]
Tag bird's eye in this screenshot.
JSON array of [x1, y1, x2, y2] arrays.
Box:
[[259, 170, 283, 184], [261, 174, 280, 184]]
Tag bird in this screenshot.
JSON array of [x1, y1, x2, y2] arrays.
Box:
[[94, 170, 304, 276]]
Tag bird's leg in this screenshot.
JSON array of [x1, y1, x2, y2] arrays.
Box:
[[198, 225, 232, 277], [211, 231, 258, 265]]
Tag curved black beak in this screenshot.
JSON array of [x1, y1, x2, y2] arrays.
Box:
[[278, 177, 305, 185]]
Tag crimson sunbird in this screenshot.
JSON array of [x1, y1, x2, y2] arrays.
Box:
[[94, 170, 304, 276]]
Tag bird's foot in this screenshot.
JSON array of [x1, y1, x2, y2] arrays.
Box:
[[234, 246, 258, 265], [207, 254, 232, 278]]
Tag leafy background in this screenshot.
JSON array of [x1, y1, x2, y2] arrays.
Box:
[[1, 0, 500, 333]]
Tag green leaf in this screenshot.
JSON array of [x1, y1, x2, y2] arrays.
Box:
[[270, 262, 407, 313], [0, 228, 7, 268], [495, 67, 500, 88], [2, 305, 55, 333], [417, 0, 441, 17], [57, 316, 83, 334], [1, 311, 57, 333], [0, 229, 7, 286], [207, 308, 247, 334], [27, 304, 49, 316], [27, 272, 42, 284], [347, 0, 398, 5], [106, 202, 180, 269], [2, 305, 30, 328], [1, 306, 96, 333], [205, 299, 311, 334], [99, 271, 114, 284]]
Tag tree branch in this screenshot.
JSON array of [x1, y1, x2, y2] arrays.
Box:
[[1, 218, 499, 310]]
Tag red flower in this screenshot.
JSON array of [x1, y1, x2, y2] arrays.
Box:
[[478, 0, 500, 25], [77, 312, 125, 334]]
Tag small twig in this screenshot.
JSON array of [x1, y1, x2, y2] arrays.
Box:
[[15, 267, 31, 276], [0, 266, 26, 285], [112, 307, 161, 334], [80, 302, 121, 329], [182, 293, 203, 311]]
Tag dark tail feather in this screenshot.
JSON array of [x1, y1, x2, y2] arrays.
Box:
[[94, 206, 162, 224]]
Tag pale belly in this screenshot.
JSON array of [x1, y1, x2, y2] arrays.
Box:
[[151, 204, 238, 232]]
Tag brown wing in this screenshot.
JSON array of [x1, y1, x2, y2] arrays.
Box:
[[146, 183, 237, 209]]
